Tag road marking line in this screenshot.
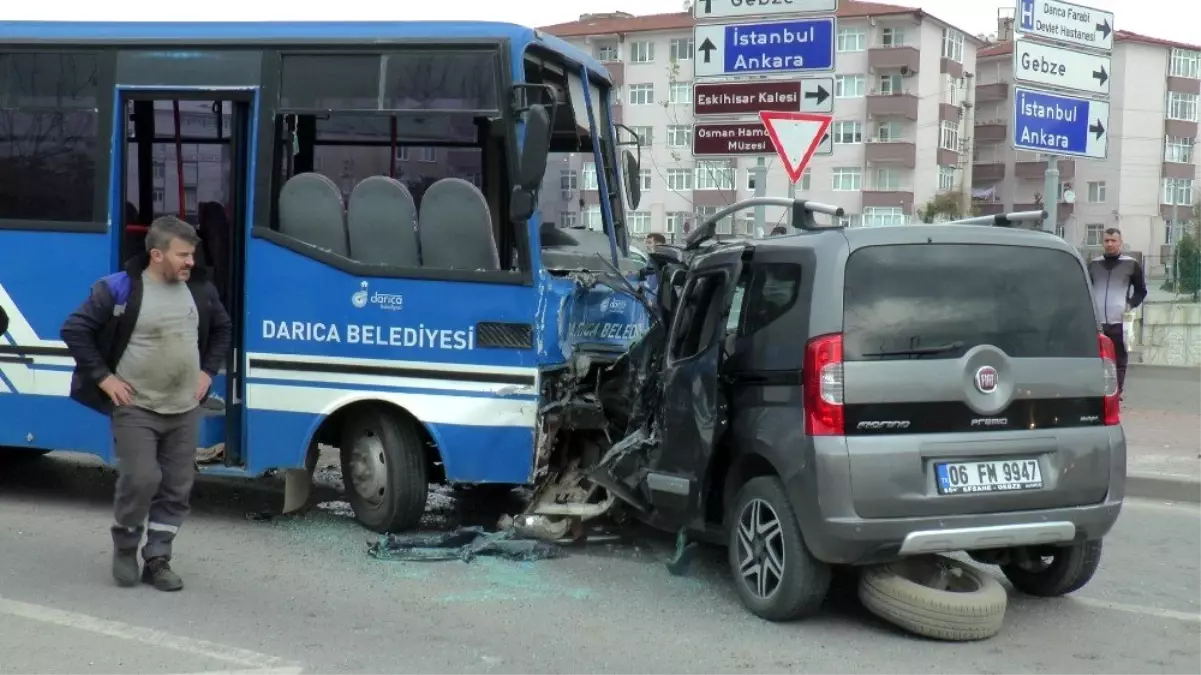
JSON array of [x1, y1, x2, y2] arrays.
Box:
[[168, 669, 304, 675], [1074, 597, 1201, 623], [168, 662, 307, 667], [0, 597, 297, 669]]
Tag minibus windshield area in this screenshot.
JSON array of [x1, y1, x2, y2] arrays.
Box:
[[268, 48, 525, 273], [524, 51, 640, 275]]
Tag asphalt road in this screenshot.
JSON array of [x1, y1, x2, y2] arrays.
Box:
[[1124, 365, 1200, 415], [1, 456, 1199, 674]]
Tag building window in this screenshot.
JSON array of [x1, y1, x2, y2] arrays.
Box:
[[628, 83, 655, 106], [1085, 223, 1104, 246], [881, 27, 907, 47], [695, 161, 734, 190], [835, 74, 865, 98], [878, 73, 903, 95], [874, 121, 902, 141], [666, 168, 693, 191], [560, 169, 578, 191], [941, 28, 964, 63], [837, 28, 866, 52], [630, 41, 654, 64], [584, 206, 603, 230], [669, 38, 694, 61], [669, 82, 693, 105], [1167, 92, 1199, 122], [631, 126, 654, 146], [417, 147, 437, 162], [800, 168, 812, 191], [1170, 48, 1200, 79], [1163, 177, 1194, 205], [875, 168, 901, 191], [1165, 137, 1194, 163], [832, 167, 862, 191], [595, 44, 619, 62], [640, 169, 652, 191], [628, 210, 651, 233], [559, 211, 578, 228], [667, 125, 691, 148], [696, 205, 733, 234], [746, 168, 757, 191], [1087, 181, 1107, 203], [665, 211, 687, 234], [832, 120, 862, 144], [582, 163, 598, 190], [1167, 219, 1190, 244], [939, 120, 960, 152], [863, 207, 907, 227], [938, 166, 955, 191]]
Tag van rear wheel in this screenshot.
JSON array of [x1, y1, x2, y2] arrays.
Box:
[[1001, 540, 1103, 597], [340, 407, 428, 534], [727, 476, 831, 621]]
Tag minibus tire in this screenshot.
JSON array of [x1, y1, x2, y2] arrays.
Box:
[[340, 407, 428, 534]]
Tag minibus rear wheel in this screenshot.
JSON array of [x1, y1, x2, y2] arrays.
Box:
[[340, 406, 429, 533]]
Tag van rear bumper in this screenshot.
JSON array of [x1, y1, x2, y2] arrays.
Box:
[[785, 431, 1126, 566], [800, 498, 1122, 565]]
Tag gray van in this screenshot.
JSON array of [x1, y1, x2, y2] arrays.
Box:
[[590, 199, 1125, 622]]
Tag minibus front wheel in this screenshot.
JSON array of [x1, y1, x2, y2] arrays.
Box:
[[340, 405, 429, 533]]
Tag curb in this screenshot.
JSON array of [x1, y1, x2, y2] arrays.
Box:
[[1127, 473, 1201, 504]]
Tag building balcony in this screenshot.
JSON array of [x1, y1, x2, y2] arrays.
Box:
[[1167, 76, 1201, 95], [974, 120, 1007, 144], [866, 92, 918, 120], [693, 188, 736, 207], [975, 83, 1009, 103], [941, 58, 965, 78], [939, 103, 963, 123], [937, 148, 959, 166], [604, 61, 624, 86], [974, 201, 1005, 216], [1162, 203, 1195, 220], [864, 139, 916, 167], [973, 162, 1006, 183], [862, 189, 915, 212], [1015, 202, 1074, 221], [1164, 161, 1197, 180], [610, 104, 623, 125], [1015, 159, 1075, 180], [1165, 118, 1199, 139], [868, 45, 920, 74]]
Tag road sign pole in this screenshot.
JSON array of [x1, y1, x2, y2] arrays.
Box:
[[754, 159, 767, 238], [1043, 155, 1059, 233]]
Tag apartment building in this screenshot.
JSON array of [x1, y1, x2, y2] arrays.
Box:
[[540, 0, 983, 241], [973, 22, 1200, 264]]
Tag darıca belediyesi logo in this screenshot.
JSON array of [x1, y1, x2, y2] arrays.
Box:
[[351, 280, 403, 311]]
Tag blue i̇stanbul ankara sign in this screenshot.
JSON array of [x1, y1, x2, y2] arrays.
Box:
[[693, 17, 836, 79]]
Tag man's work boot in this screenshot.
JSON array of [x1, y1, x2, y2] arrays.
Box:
[[142, 557, 183, 592], [112, 547, 139, 587]]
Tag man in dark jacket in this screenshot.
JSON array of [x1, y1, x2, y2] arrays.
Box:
[[1087, 227, 1147, 396], [61, 216, 231, 591]]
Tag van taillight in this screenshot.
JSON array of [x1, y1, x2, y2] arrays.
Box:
[[804, 333, 844, 436], [1098, 332, 1121, 425]]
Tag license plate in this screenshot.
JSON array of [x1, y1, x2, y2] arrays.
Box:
[[936, 459, 1043, 495]]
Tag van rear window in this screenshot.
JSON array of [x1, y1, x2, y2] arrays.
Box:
[[843, 243, 1098, 361]]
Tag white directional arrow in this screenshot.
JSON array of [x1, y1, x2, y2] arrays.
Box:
[[758, 111, 832, 183]]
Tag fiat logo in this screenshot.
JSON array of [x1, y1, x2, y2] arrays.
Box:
[[975, 366, 999, 394]]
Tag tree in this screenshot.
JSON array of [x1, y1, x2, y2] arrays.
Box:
[[917, 190, 978, 223], [1171, 199, 1201, 300]]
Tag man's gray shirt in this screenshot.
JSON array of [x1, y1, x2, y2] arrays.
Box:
[[1087, 253, 1148, 325], [115, 272, 200, 415]]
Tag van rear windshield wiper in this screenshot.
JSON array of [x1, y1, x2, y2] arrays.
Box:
[[863, 340, 964, 358]]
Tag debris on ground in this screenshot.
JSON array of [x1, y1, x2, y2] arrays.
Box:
[[316, 500, 356, 518], [367, 526, 563, 563]]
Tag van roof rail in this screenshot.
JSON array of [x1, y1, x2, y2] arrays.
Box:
[[944, 210, 1048, 227], [684, 197, 846, 251]]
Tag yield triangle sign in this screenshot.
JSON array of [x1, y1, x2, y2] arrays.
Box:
[[759, 111, 832, 184]]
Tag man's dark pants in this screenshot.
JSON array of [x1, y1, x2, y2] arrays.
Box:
[[1101, 322, 1128, 393], [110, 405, 199, 560]]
